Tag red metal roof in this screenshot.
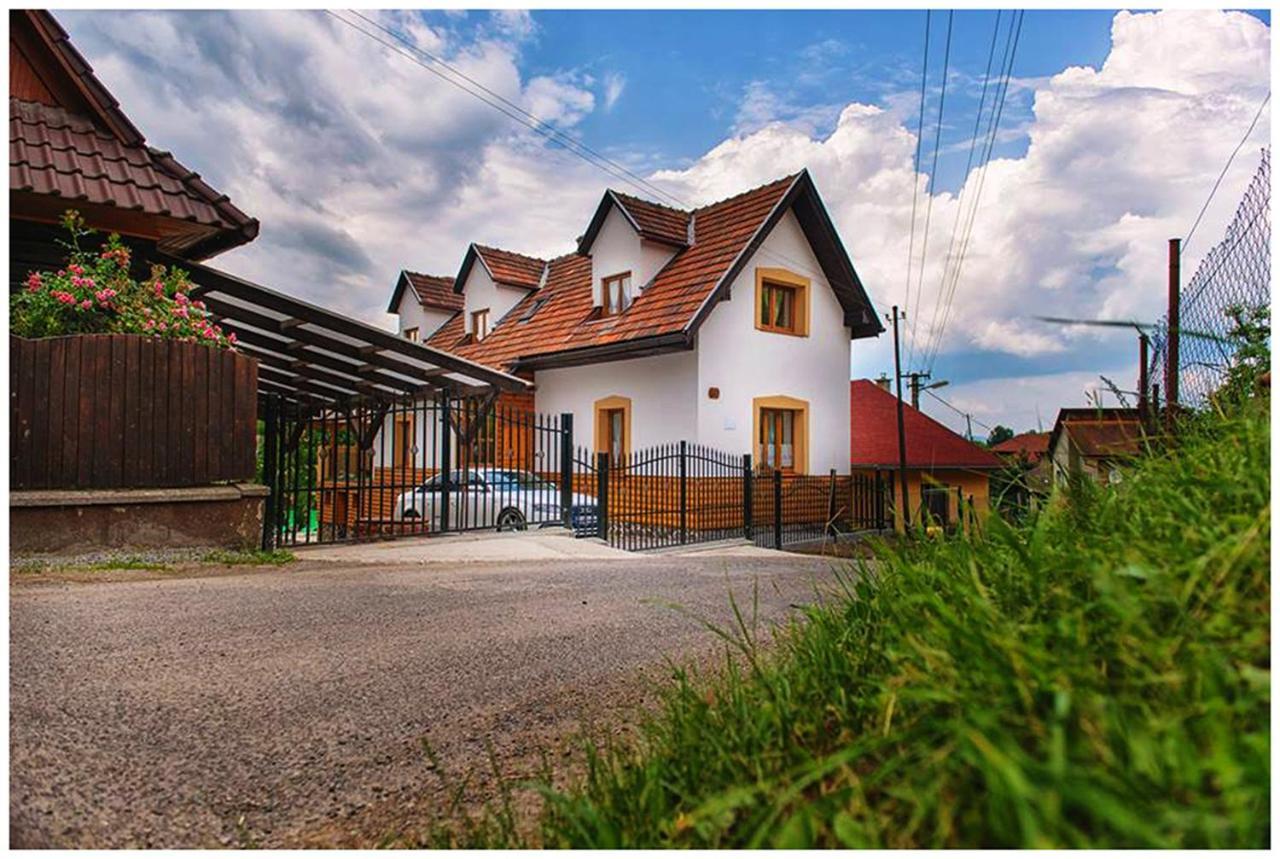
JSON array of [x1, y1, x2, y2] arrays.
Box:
[[1063, 421, 1144, 459], [850, 379, 1004, 470]]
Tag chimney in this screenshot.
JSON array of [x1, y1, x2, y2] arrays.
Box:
[[875, 374, 892, 392]]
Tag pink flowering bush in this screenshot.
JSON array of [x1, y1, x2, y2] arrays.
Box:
[[10, 211, 236, 349]]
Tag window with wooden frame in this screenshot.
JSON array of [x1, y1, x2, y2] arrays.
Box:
[[753, 395, 809, 474], [403, 326, 419, 342], [754, 268, 810, 336], [601, 272, 632, 316], [471, 308, 490, 341], [593, 395, 631, 467]]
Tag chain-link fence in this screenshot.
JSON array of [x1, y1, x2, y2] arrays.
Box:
[[1149, 148, 1271, 408]]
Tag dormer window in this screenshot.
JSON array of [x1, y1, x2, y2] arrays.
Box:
[[471, 308, 490, 340], [403, 327, 419, 342], [601, 271, 631, 316]]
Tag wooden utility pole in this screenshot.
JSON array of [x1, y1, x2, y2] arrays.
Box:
[[1166, 238, 1181, 429], [907, 371, 931, 410], [889, 306, 910, 530]]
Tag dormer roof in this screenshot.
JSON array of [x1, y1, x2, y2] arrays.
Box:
[[576, 189, 692, 254], [454, 242, 547, 292], [386, 270, 462, 314]]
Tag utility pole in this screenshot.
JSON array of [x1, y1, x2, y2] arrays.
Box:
[[1138, 332, 1150, 432], [1166, 238, 1181, 430], [889, 306, 910, 531], [965, 413, 974, 443], [907, 371, 931, 410]]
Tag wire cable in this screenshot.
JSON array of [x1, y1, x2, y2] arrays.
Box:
[[925, 387, 993, 432], [902, 11, 933, 337], [1182, 90, 1270, 254], [906, 9, 954, 370]]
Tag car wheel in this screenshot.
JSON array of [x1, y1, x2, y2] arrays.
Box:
[[402, 509, 420, 520], [497, 508, 527, 532]]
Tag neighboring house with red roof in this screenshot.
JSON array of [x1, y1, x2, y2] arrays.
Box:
[[991, 431, 1051, 463], [1047, 408, 1145, 487], [849, 379, 1003, 530], [9, 10, 258, 291], [992, 430, 1053, 500], [387, 170, 882, 475]]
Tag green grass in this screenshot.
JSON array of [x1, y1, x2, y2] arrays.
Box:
[[198, 548, 295, 566], [13, 547, 296, 574], [427, 400, 1270, 848]]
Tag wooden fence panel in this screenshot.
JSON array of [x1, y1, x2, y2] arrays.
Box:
[[9, 335, 258, 490]]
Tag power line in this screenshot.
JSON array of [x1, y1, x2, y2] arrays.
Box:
[[906, 9, 954, 371], [1182, 90, 1270, 254], [921, 10, 1001, 372], [330, 9, 895, 318], [923, 9, 1023, 374], [902, 10, 932, 336], [925, 387, 993, 432]]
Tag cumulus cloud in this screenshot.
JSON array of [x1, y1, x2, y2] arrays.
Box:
[[57, 9, 1270, 430]]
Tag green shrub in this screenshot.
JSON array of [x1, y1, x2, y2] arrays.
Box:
[[10, 210, 235, 348], [438, 399, 1270, 848]]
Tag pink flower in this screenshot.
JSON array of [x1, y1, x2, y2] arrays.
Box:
[[79, 299, 92, 310], [68, 264, 84, 276], [53, 291, 75, 305], [158, 322, 168, 331], [25, 272, 43, 292], [153, 281, 165, 295], [174, 292, 189, 306], [227, 332, 237, 345], [173, 305, 189, 319], [144, 319, 155, 329]]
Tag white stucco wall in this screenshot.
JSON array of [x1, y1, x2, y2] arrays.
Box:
[[694, 209, 853, 474], [589, 205, 677, 306], [462, 262, 529, 335], [533, 351, 698, 451], [395, 295, 455, 341]]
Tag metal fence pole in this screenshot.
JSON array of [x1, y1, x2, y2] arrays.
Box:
[[260, 393, 279, 550], [826, 468, 838, 539], [439, 392, 452, 532], [773, 469, 783, 549], [742, 454, 753, 541], [679, 440, 688, 545], [596, 451, 610, 543], [559, 413, 574, 529]]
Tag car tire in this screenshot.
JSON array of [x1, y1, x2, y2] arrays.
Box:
[[402, 509, 421, 520], [497, 508, 527, 532]]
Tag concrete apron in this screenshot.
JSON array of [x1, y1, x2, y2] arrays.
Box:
[[291, 528, 788, 565]]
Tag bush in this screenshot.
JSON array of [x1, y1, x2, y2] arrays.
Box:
[[10, 210, 235, 349], [436, 399, 1270, 848]]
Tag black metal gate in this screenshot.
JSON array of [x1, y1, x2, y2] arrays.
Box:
[[587, 441, 892, 552], [259, 392, 588, 548]]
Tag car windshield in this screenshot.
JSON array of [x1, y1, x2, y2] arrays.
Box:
[[484, 470, 557, 492]]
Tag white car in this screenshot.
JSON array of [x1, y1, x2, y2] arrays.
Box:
[[393, 468, 598, 532]]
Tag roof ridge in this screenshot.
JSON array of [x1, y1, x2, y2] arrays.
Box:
[[609, 188, 690, 216], [692, 170, 804, 214]]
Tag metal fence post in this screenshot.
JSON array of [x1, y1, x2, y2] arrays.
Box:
[[679, 440, 688, 545], [260, 393, 279, 551], [596, 451, 610, 543], [439, 393, 452, 532], [559, 413, 574, 529], [742, 454, 753, 541], [826, 468, 838, 538], [773, 469, 783, 549]]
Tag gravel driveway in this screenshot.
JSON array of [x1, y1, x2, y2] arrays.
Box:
[[10, 551, 842, 847]]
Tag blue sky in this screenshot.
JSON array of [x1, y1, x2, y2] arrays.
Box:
[[60, 8, 1272, 437]]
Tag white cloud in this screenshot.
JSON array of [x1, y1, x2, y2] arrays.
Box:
[[602, 72, 626, 112], [922, 367, 1136, 437], [56, 9, 1270, 429]]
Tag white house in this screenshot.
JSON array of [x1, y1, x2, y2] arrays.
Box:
[[384, 170, 881, 475]]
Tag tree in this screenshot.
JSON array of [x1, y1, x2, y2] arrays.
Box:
[[987, 425, 1015, 447]]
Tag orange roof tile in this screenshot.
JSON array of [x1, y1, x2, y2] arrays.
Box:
[[473, 244, 546, 289], [611, 190, 691, 246]]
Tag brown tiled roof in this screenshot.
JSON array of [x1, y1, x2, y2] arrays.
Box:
[[1064, 421, 1144, 459], [11, 98, 256, 238], [473, 244, 546, 289], [611, 190, 691, 246], [992, 431, 1051, 461], [9, 11, 258, 259], [390, 271, 462, 313], [428, 171, 881, 371]]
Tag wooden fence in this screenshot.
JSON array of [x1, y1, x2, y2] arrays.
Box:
[[10, 334, 258, 490]]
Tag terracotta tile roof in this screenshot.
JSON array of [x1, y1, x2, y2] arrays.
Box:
[[850, 380, 1004, 470], [425, 171, 881, 371], [389, 271, 462, 313], [992, 431, 1051, 461], [611, 190, 691, 246], [9, 11, 257, 259], [473, 244, 547, 289]]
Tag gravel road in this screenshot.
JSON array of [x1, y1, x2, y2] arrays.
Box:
[[10, 552, 842, 847]]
